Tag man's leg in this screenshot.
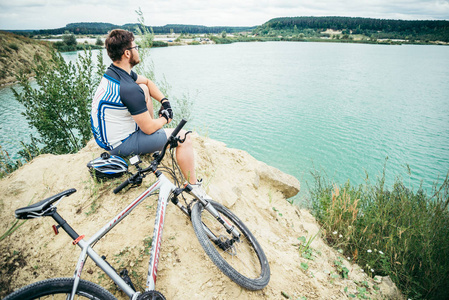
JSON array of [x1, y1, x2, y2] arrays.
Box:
[[164, 128, 197, 184], [110, 129, 166, 157]]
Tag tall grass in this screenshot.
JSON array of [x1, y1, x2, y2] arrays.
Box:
[[308, 164, 449, 299]]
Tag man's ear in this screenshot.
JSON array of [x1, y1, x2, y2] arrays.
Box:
[[123, 49, 131, 59]]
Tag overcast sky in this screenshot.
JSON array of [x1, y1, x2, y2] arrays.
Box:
[[1, 0, 448, 30]]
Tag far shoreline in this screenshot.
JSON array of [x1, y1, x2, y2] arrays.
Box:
[[1, 35, 447, 87]]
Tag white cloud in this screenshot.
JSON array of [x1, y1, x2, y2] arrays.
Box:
[[0, 0, 448, 30]]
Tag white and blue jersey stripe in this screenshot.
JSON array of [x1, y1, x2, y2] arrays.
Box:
[[91, 64, 147, 150]]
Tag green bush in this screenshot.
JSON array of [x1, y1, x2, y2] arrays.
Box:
[[62, 33, 77, 50], [12, 49, 106, 156], [309, 164, 449, 299], [75, 44, 103, 51], [151, 41, 168, 47], [210, 37, 233, 44], [95, 37, 103, 46]]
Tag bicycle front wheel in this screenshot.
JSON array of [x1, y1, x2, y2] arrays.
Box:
[[4, 277, 116, 300], [191, 200, 270, 290]]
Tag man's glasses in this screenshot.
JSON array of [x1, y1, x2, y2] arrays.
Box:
[[127, 45, 139, 51]]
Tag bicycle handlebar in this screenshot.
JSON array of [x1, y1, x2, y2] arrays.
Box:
[[154, 118, 187, 164], [171, 119, 187, 138], [113, 119, 188, 194], [113, 178, 131, 194]]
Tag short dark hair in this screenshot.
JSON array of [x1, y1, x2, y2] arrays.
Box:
[[105, 29, 134, 62]]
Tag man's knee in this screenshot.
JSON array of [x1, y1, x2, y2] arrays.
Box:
[[139, 84, 149, 101]]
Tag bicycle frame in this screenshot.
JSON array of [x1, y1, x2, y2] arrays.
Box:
[[69, 173, 177, 300], [11, 119, 254, 299]]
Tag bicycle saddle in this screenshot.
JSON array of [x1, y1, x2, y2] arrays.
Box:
[[15, 188, 76, 219]]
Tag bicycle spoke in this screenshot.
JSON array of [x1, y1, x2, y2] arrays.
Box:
[[202, 212, 262, 278]]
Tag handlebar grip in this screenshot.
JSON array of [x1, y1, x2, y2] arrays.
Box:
[[113, 178, 130, 194], [171, 119, 187, 138]]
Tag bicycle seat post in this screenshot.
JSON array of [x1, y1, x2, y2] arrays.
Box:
[[50, 210, 81, 243]]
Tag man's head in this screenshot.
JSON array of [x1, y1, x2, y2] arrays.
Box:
[[105, 29, 140, 66]]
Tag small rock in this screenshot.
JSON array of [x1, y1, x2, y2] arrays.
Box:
[[378, 276, 403, 299]]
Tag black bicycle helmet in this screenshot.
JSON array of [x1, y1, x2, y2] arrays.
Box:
[[87, 152, 128, 180]]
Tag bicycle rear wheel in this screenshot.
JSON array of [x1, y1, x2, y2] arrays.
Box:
[[4, 277, 116, 300], [191, 200, 270, 290]]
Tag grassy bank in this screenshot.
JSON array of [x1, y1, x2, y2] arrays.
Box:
[[308, 164, 449, 299]]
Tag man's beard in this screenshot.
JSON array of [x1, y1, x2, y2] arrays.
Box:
[[130, 51, 140, 67]]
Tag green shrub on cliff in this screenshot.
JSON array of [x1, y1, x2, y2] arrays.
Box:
[[12, 49, 106, 155], [309, 162, 449, 299]]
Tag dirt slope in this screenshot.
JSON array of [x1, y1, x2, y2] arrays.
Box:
[[0, 31, 53, 86], [0, 134, 401, 299]]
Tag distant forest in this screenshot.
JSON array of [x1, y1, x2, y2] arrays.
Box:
[[28, 23, 255, 35], [255, 17, 449, 42], [10, 16, 449, 43]]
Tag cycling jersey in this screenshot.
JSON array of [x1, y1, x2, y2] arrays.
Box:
[[91, 64, 147, 150]]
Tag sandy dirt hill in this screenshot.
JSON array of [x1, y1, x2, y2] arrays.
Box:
[[0, 31, 53, 86], [0, 134, 401, 299]]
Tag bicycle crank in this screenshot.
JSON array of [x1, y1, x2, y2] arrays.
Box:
[[137, 290, 166, 300]]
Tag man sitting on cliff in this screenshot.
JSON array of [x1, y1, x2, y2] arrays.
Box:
[[90, 29, 205, 192]]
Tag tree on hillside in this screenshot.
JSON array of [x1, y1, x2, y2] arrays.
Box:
[[253, 17, 449, 42]]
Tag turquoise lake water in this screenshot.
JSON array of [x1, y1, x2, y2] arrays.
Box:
[[1, 42, 448, 197]]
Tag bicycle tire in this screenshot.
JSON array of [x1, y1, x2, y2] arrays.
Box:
[[191, 200, 270, 290], [4, 277, 116, 300]]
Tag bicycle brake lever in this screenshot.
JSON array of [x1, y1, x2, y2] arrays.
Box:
[[131, 175, 143, 185], [169, 131, 192, 149], [178, 131, 192, 143]]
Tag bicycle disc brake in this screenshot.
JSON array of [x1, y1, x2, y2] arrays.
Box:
[[216, 235, 237, 256], [137, 290, 166, 300]]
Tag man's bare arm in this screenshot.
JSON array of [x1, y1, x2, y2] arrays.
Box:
[[132, 111, 168, 135], [136, 75, 166, 102]]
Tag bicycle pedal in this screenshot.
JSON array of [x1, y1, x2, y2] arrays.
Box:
[[120, 269, 136, 292]]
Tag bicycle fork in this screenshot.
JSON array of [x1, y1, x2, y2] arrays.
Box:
[[188, 187, 241, 246], [203, 201, 240, 238]]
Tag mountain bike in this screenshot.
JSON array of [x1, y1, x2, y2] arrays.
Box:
[[5, 119, 270, 300]]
